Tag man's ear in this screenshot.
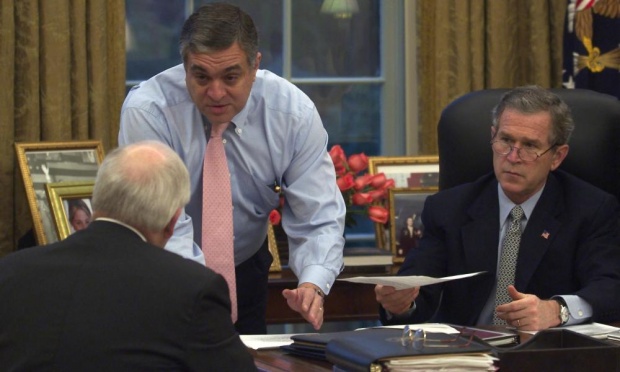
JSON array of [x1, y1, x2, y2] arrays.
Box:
[[163, 209, 182, 240], [254, 52, 262, 70], [550, 144, 569, 171]]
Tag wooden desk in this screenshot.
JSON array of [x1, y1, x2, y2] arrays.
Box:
[[252, 349, 332, 372], [252, 325, 620, 371], [267, 267, 396, 324]]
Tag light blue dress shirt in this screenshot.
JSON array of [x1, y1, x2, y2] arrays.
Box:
[[119, 64, 346, 294]]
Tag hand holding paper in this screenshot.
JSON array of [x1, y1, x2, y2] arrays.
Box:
[[338, 271, 485, 290]]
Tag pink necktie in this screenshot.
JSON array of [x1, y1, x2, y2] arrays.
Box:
[[202, 123, 237, 323]]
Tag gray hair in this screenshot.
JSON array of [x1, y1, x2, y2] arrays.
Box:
[[492, 85, 575, 146], [179, 2, 259, 67], [91, 141, 190, 232]]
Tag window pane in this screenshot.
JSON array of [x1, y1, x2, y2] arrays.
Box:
[[125, 0, 186, 81], [299, 83, 381, 156], [197, 0, 284, 75], [292, 0, 380, 78]]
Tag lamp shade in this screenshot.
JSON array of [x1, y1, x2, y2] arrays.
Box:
[[320, 0, 359, 19]]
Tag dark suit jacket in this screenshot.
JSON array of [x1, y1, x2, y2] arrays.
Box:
[[381, 170, 620, 326], [0, 221, 256, 371]]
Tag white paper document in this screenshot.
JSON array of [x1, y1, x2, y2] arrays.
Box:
[[338, 271, 485, 290], [520, 322, 620, 339], [240, 333, 308, 350], [359, 323, 461, 334]]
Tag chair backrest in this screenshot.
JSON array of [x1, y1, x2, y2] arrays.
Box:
[[437, 88, 620, 201]]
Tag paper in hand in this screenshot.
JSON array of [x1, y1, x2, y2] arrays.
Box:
[[338, 271, 485, 290]]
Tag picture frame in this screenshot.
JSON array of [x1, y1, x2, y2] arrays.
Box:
[[267, 224, 282, 272], [46, 181, 95, 240], [388, 188, 437, 263], [15, 141, 105, 245], [368, 156, 439, 250]]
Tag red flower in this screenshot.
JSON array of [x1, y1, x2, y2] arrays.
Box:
[[368, 205, 389, 224], [336, 173, 355, 191], [381, 178, 396, 190], [369, 173, 388, 188], [353, 174, 373, 190], [348, 153, 368, 173], [352, 192, 373, 205], [368, 189, 387, 201], [328, 145, 395, 228], [269, 209, 282, 225], [329, 145, 347, 171]]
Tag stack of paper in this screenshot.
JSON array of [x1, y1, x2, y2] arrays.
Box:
[[384, 353, 497, 371], [520, 322, 620, 340]]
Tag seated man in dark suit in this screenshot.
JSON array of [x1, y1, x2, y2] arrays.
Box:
[[0, 141, 257, 371], [376, 86, 620, 331]]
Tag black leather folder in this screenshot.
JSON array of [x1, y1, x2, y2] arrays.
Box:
[[497, 329, 620, 372], [324, 328, 491, 372], [281, 330, 366, 360]]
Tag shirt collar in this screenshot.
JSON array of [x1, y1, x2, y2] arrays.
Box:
[[498, 183, 544, 228], [95, 217, 147, 242]]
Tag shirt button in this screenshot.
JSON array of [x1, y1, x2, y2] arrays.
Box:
[[326, 283, 331, 289], [222, 139, 227, 144], [235, 128, 242, 134]]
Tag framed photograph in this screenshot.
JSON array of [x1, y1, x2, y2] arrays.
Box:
[[15, 141, 105, 245], [388, 188, 436, 263], [267, 224, 282, 272], [368, 156, 439, 188], [46, 181, 95, 240], [368, 156, 439, 250]]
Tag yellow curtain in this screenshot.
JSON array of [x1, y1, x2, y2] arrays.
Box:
[[417, 0, 567, 154], [0, 0, 125, 257]]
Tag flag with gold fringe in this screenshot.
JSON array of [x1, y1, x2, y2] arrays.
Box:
[[562, 0, 620, 99]]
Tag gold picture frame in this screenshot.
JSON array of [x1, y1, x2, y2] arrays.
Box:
[[368, 156, 439, 251], [388, 188, 437, 263], [15, 141, 105, 245], [46, 181, 95, 240], [267, 224, 282, 272]]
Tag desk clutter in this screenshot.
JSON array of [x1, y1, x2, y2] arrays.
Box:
[[255, 323, 620, 371]]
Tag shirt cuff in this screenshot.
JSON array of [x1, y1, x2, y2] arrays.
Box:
[[552, 295, 592, 326], [386, 302, 416, 321]]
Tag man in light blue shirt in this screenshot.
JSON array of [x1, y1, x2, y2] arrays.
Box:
[[119, 3, 345, 334]]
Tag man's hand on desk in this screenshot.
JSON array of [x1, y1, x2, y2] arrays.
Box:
[[282, 282, 325, 330], [374, 285, 420, 315], [495, 285, 562, 331]]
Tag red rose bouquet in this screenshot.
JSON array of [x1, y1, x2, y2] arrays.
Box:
[[269, 145, 395, 229], [328, 145, 394, 227]]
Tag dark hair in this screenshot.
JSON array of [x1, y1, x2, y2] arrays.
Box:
[[491, 85, 574, 146], [179, 3, 259, 67], [68, 199, 91, 224]]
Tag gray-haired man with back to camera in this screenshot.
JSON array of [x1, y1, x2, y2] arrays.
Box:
[[0, 141, 257, 371]]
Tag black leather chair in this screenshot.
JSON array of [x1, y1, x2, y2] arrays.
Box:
[[437, 88, 620, 201]]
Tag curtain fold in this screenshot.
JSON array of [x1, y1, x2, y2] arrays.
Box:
[[417, 0, 566, 155], [0, 0, 125, 257]]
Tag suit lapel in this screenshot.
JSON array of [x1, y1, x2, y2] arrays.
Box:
[[515, 173, 564, 290], [462, 179, 501, 275]]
